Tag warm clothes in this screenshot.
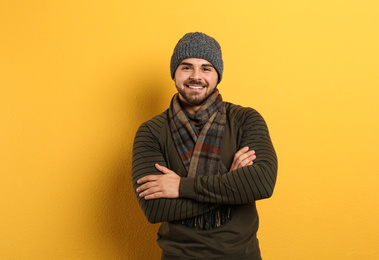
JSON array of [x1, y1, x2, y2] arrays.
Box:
[[169, 91, 231, 230], [132, 102, 278, 259], [169, 91, 227, 178]]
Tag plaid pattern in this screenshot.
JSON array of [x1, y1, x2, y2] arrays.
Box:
[[169, 90, 228, 177], [168, 90, 231, 229]]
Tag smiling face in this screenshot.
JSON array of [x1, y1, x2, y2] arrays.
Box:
[[173, 58, 219, 114]]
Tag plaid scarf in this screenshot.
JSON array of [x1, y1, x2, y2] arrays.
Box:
[[169, 90, 231, 229]]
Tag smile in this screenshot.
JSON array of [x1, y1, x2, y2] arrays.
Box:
[[186, 85, 205, 90]]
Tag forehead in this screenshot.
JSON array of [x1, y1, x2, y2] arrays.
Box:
[[179, 58, 213, 66]]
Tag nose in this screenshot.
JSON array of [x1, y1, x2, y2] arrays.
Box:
[[189, 68, 202, 81]]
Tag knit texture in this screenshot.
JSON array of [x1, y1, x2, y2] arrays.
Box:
[[132, 103, 277, 222], [132, 103, 277, 258], [168, 90, 227, 177], [168, 90, 231, 229], [170, 32, 223, 83]]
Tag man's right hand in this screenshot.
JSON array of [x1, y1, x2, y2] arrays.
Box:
[[230, 147, 256, 171]]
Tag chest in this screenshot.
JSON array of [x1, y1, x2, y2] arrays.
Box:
[[160, 119, 241, 177]]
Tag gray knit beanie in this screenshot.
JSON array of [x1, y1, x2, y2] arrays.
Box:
[[170, 32, 223, 83]]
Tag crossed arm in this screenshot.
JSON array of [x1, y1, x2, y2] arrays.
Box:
[[132, 108, 277, 223], [136, 147, 256, 200]]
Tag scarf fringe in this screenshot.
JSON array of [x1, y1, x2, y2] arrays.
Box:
[[173, 205, 232, 230], [169, 91, 232, 230]]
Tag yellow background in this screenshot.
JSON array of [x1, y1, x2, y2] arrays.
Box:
[[1, 0, 378, 259]]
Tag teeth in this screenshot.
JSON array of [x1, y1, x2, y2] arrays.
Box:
[[188, 85, 204, 89]]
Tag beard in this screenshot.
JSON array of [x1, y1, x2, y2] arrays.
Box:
[[177, 89, 210, 106], [176, 79, 217, 107]]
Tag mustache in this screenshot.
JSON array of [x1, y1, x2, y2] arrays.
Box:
[[184, 79, 207, 86]]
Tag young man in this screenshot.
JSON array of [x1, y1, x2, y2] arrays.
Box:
[[132, 32, 277, 260]]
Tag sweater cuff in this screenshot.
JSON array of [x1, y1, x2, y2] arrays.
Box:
[[179, 177, 196, 199]]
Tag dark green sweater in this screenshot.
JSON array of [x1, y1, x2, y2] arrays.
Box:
[[132, 102, 278, 259]]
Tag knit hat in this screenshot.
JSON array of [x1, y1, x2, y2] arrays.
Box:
[[170, 32, 223, 83]]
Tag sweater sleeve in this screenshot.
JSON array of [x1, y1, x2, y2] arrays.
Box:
[[179, 107, 278, 204], [132, 114, 220, 224]]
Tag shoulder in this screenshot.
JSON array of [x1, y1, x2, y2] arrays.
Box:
[[140, 110, 168, 130], [135, 110, 169, 140], [224, 102, 271, 142], [225, 102, 265, 126]]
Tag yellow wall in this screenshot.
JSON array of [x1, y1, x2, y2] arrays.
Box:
[[1, 0, 378, 259]]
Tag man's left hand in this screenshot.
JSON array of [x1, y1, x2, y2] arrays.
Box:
[[136, 163, 180, 200]]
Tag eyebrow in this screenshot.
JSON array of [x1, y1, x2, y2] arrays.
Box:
[[179, 62, 214, 67]]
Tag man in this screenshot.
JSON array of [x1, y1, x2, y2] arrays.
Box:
[[132, 32, 277, 260]]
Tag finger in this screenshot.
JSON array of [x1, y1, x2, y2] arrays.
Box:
[[139, 186, 162, 198], [230, 147, 249, 170], [234, 152, 256, 170], [155, 163, 173, 174], [234, 146, 249, 159], [234, 150, 253, 167], [238, 152, 256, 167], [137, 175, 159, 184], [144, 192, 164, 200], [136, 181, 159, 193], [237, 154, 256, 168]]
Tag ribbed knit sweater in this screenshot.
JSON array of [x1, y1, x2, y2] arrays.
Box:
[[132, 102, 278, 259]]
